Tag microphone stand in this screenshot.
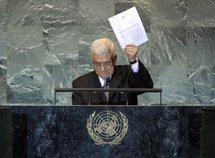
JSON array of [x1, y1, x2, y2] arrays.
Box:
[[54, 88, 163, 105], [120, 92, 128, 105], [88, 91, 96, 105]]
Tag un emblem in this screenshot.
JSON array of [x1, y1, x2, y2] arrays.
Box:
[[86, 110, 128, 146]]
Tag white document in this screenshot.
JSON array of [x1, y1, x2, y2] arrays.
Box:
[[108, 6, 148, 49]]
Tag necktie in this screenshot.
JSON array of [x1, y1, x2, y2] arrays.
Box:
[[103, 77, 111, 102]]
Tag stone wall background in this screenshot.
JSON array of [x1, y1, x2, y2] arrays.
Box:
[[0, 0, 215, 105]]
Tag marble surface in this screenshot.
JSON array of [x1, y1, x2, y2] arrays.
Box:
[[0, 0, 215, 105], [10, 105, 206, 158]]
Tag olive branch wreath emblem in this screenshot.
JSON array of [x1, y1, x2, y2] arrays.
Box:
[[86, 110, 128, 146]]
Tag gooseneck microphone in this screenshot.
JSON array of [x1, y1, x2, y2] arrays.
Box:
[[89, 77, 112, 105], [88, 77, 128, 105], [120, 92, 129, 105], [88, 91, 96, 105], [104, 77, 128, 105]]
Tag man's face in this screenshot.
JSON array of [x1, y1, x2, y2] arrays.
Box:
[[92, 53, 116, 79]]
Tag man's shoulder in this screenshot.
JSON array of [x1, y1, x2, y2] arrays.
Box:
[[72, 71, 95, 84]]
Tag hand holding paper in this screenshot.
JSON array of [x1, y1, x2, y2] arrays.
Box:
[[124, 44, 139, 62], [108, 6, 148, 49]]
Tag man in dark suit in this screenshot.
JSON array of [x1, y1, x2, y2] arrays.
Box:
[[72, 38, 153, 105]]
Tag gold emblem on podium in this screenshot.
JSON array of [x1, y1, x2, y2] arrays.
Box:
[[86, 110, 128, 146]]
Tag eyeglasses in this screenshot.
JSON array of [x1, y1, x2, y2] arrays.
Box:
[[93, 61, 113, 70]]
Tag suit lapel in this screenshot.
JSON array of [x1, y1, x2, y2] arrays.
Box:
[[88, 72, 101, 88], [88, 72, 107, 104]]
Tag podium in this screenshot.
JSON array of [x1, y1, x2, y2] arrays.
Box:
[[0, 107, 13, 158], [200, 108, 215, 158], [4, 105, 214, 158], [0, 107, 27, 158]]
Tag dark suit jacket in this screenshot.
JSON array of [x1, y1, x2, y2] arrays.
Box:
[[72, 61, 153, 105]]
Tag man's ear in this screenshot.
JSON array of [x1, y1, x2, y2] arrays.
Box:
[[112, 55, 117, 64]]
